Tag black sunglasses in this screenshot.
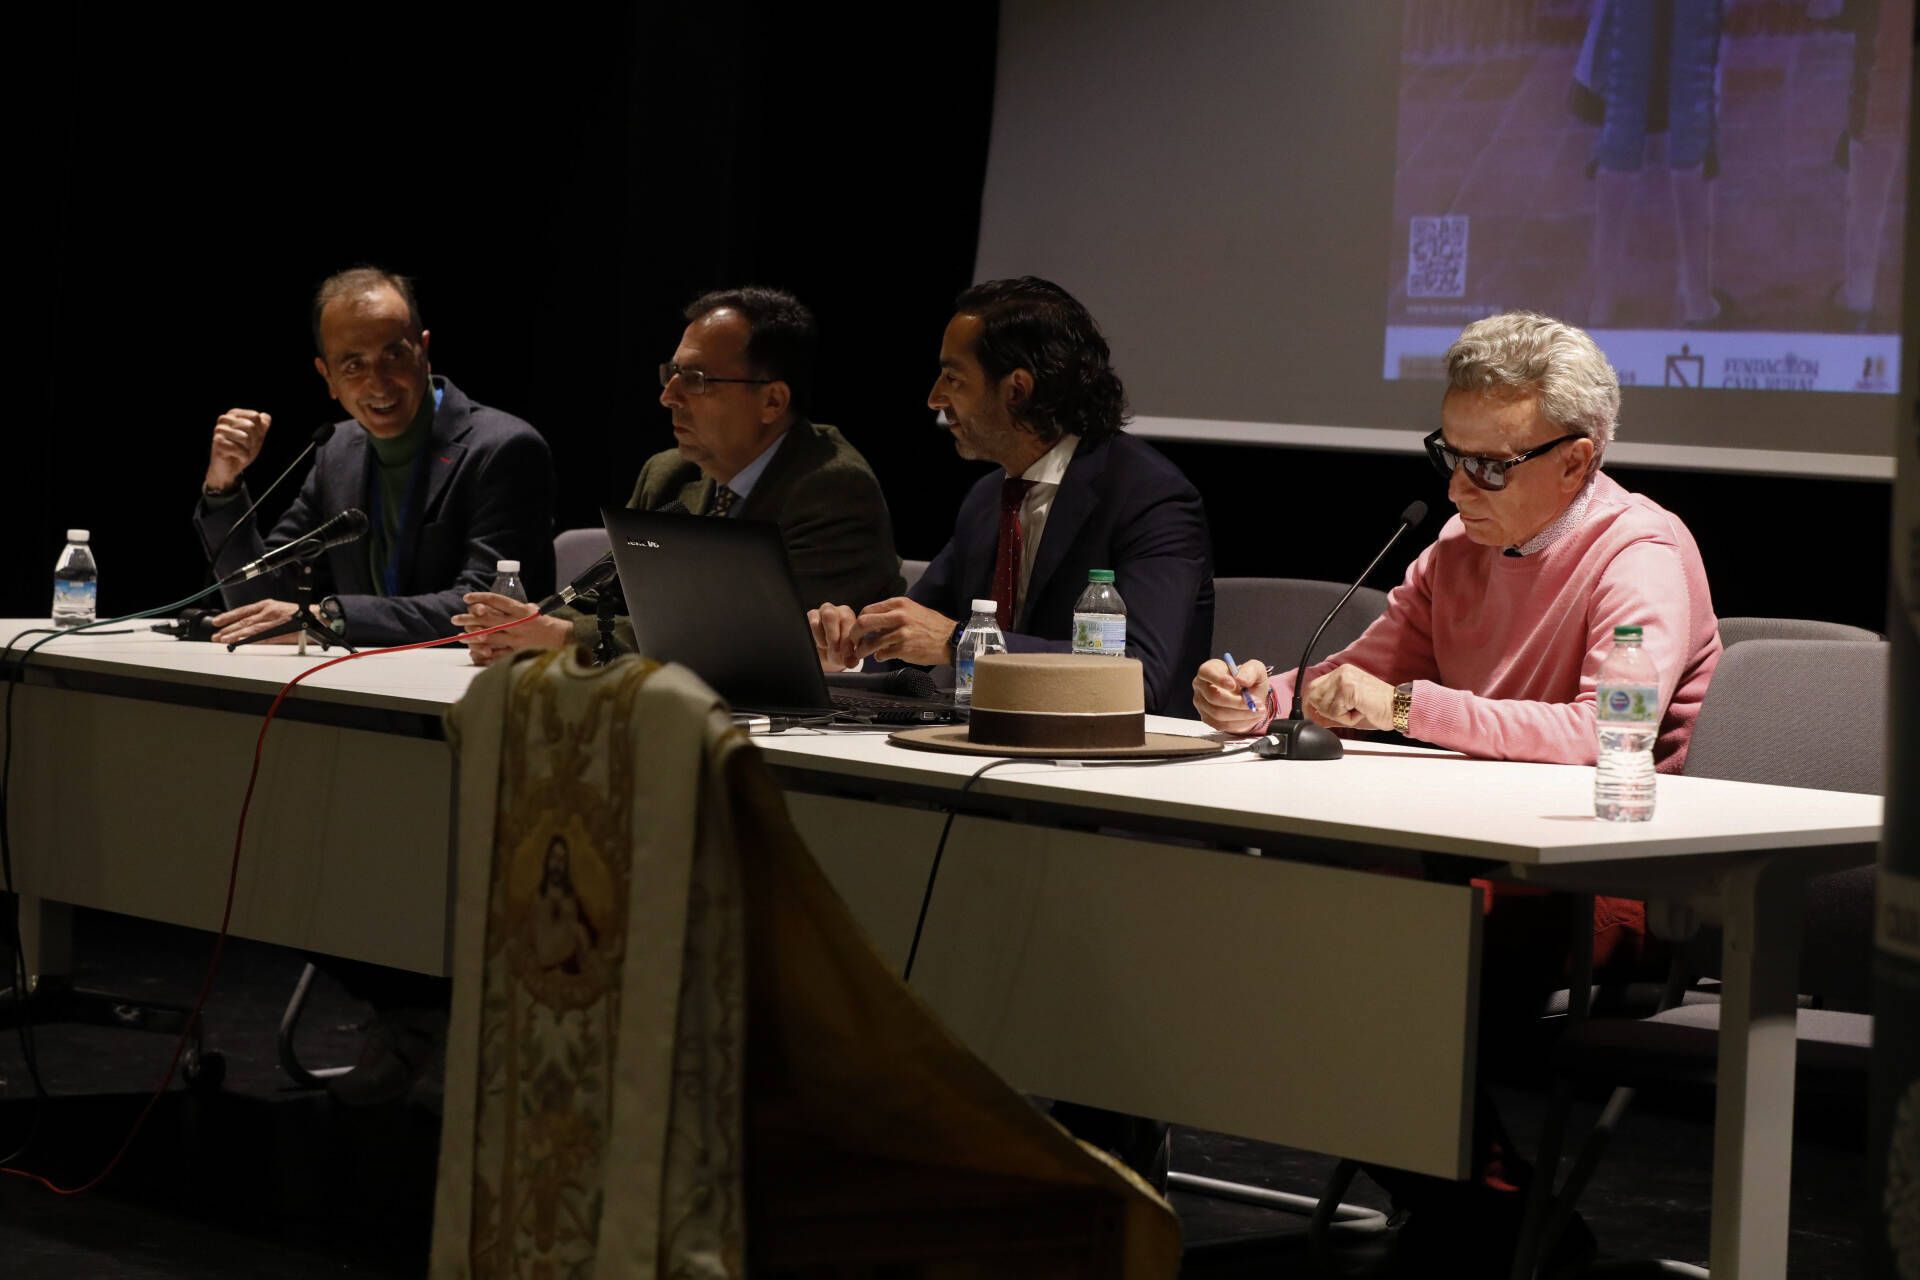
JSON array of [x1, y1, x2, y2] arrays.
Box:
[[1423, 428, 1585, 492]]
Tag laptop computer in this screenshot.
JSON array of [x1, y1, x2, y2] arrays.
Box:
[[601, 506, 954, 722]]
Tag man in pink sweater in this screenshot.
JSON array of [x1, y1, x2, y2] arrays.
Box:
[[1193, 311, 1722, 1268], [1194, 315, 1720, 768]]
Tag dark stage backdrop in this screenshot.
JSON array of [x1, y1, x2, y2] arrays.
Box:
[[9, 5, 1893, 635]]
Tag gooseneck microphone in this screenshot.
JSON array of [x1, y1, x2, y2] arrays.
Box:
[[203, 424, 337, 583], [534, 500, 688, 615], [1254, 499, 1429, 762], [536, 555, 619, 616], [219, 507, 370, 586]]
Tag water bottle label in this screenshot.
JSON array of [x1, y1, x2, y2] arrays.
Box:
[[956, 652, 974, 692], [1596, 681, 1659, 723], [1072, 614, 1126, 655], [53, 580, 97, 613]]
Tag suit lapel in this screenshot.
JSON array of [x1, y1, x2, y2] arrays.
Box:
[[1021, 435, 1106, 624], [416, 378, 473, 528]]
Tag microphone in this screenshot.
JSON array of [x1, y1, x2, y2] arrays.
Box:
[[536, 554, 618, 616], [151, 608, 219, 642], [1253, 499, 1429, 762], [533, 500, 689, 615], [203, 423, 336, 583], [219, 507, 370, 586]]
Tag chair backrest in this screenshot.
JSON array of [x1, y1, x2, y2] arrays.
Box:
[[1684, 639, 1888, 795], [1212, 578, 1391, 673], [900, 558, 930, 594], [1683, 639, 1889, 1010], [553, 527, 611, 587], [1718, 616, 1880, 648]]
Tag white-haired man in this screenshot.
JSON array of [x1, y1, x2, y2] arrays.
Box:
[[1192, 311, 1723, 1268]]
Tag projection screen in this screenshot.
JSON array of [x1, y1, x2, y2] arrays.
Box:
[[974, 0, 1912, 478]]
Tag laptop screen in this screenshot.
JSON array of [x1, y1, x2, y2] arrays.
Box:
[[600, 507, 837, 713]]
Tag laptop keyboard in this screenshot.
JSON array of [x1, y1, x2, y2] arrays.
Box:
[[828, 689, 955, 724]]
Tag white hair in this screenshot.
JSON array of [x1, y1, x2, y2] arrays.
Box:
[[1444, 312, 1620, 465]]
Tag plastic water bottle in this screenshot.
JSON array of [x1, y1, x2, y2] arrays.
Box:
[[1594, 624, 1659, 822], [1071, 570, 1126, 657], [953, 598, 1007, 705], [490, 559, 528, 604], [51, 530, 98, 628]]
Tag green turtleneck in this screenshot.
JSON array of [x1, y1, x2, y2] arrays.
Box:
[[365, 391, 436, 594]]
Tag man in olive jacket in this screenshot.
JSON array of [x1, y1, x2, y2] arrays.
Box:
[[458, 287, 902, 661]]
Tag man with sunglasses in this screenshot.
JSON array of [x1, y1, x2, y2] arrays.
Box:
[[458, 286, 902, 661], [1192, 311, 1722, 1269], [1194, 310, 1719, 769]]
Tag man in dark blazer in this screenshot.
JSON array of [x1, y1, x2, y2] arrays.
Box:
[[808, 276, 1213, 719], [196, 267, 556, 648], [458, 286, 901, 661]]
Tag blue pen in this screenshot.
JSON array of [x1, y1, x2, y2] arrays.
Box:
[[1221, 652, 1259, 711]]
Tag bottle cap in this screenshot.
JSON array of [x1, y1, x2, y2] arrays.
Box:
[[66, 529, 90, 543], [495, 560, 521, 574], [1613, 624, 1643, 640], [970, 598, 999, 615], [1087, 569, 1115, 583]]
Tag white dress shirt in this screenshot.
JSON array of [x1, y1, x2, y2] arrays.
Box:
[[1012, 433, 1080, 625]]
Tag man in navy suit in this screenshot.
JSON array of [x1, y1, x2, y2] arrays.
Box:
[[195, 266, 555, 647], [808, 276, 1213, 718]]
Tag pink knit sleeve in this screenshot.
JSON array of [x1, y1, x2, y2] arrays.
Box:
[[1269, 543, 1446, 712], [1404, 539, 1695, 765]]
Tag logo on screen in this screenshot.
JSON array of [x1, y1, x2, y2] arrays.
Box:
[[1663, 345, 1705, 389], [1722, 352, 1818, 391], [1856, 355, 1890, 393]]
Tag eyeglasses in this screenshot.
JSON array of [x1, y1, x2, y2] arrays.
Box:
[[658, 362, 774, 395], [1423, 428, 1585, 492]]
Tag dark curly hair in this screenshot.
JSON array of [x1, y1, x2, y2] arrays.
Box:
[[953, 277, 1128, 445], [685, 285, 818, 417]]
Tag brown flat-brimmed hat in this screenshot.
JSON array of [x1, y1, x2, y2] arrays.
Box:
[[890, 653, 1221, 760]]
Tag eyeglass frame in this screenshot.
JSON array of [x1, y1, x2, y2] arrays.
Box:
[[658, 362, 776, 395], [1422, 427, 1588, 492]]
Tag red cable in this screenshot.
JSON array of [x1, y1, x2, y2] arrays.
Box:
[[0, 613, 538, 1195]]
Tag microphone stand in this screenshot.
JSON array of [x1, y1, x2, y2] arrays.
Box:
[[593, 593, 620, 667], [227, 565, 354, 655], [1253, 501, 1427, 761]]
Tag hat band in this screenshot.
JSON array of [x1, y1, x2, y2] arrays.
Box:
[[967, 708, 1145, 750]]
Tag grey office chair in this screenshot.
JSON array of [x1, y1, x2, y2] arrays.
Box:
[[1513, 640, 1889, 1278], [900, 558, 930, 594], [1212, 578, 1391, 676], [554, 526, 612, 588], [1717, 615, 1879, 648]]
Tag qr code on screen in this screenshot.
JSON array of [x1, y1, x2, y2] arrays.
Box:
[[1407, 216, 1469, 298]]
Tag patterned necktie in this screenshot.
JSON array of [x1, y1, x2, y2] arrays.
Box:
[[990, 477, 1035, 632], [709, 484, 737, 517]]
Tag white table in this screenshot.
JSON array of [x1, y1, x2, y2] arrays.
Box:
[[0, 622, 1881, 1277]]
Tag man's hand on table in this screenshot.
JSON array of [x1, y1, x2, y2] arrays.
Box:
[[808, 597, 957, 671], [454, 592, 572, 666], [1192, 657, 1273, 733], [1302, 664, 1396, 732], [211, 598, 311, 645]]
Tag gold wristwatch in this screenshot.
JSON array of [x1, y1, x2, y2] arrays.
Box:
[[1392, 682, 1413, 735]]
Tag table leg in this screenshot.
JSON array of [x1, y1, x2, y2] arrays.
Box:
[[1709, 857, 1803, 1278], [13, 894, 73, 979]]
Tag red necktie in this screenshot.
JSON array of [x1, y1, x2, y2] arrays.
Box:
[[991, 477, 1035, 631]]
